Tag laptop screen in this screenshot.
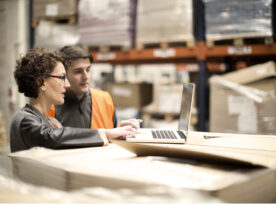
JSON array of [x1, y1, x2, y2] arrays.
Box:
[[178, 83, 194, 134]]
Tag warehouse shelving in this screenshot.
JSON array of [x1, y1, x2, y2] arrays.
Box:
[[92, 42, 276, 131], [91, 0, 276, 131], [92, 43, 276, 63], [30, 0, 275, 132]]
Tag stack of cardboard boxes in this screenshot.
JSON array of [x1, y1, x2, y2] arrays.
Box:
[[210, 61, 276, 135]]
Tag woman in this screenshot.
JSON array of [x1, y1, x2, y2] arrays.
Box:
[[10, 48, 137, 152]]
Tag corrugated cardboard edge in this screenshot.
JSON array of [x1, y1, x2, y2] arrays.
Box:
[[111, 140, 276, 168]]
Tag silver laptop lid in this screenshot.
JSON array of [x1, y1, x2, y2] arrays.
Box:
[[178, 83, 195, 135]]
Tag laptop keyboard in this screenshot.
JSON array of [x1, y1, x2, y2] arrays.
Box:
[[151, 130, 186, 140]]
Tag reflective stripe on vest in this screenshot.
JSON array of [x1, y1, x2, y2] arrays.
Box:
[[48, 88, 114, 129]]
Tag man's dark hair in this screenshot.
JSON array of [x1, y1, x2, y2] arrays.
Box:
[[59, 46, 93, 70], [14, 47, 64, 98]]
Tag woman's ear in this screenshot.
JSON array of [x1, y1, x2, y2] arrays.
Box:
[[37, 78, 46, 91], [40, 84, 46, 92]]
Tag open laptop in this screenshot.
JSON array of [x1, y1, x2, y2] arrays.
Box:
[[126, 83, 195, 144]]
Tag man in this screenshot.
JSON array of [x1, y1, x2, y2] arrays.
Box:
[[49, 46, 141, 130]]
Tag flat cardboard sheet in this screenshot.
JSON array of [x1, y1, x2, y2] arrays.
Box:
[[9, 131, 276, 202], [113, 131, 276, 168]]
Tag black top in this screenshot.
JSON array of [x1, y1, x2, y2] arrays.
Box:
[[54, 90, 117, 128], [10, 104, 103, 152]]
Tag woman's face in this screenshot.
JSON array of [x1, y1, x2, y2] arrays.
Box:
[[43, 62, 70, 105]]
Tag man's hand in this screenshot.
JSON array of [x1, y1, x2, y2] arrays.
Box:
[[119, 118, 143, 130]]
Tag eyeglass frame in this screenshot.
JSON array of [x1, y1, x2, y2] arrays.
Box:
[[47, 74, 66, 82]]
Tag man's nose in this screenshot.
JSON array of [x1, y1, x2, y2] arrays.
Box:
[[83, 71, 89, 79]]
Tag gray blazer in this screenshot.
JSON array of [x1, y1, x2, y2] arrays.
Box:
[[10, 104, 103, 152]]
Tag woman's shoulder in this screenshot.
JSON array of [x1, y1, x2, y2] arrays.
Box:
[[11, 105, 42, 125]]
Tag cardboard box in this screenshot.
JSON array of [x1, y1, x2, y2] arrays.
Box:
[[32, 0, 77, 18], [143, 84, 183, 114], [9, 133, 276, 203], [106, 83, 153, 108], [209, 61, 276, 134]]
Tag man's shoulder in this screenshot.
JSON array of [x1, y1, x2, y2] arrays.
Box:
[[90, 88, 110, 98]]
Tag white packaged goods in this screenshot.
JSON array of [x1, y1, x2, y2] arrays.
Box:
[[204, 0, 273, 40], [136, 0, 194, 45], [78, 0, 136, 47], [35, 20, 79, 50]]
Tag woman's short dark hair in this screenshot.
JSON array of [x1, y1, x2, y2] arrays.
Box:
[[59, 46, 93, 70], [14, 47, 64, 98]]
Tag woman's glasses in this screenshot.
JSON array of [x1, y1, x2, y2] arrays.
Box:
[[47, 75, 66, 82]]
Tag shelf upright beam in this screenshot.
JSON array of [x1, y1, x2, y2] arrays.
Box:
[[195, 0, 207, 131], [29, 0, 34, 48]]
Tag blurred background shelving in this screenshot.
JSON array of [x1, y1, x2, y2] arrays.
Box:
[[1, 0, 276, 146]]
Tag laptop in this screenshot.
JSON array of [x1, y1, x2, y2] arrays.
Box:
[[126, 83, 195, 144]]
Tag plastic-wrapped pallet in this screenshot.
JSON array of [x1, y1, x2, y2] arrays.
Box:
[[136, 0, 194, 45], [78, 0, 136, 47], [35, 20, 79, 50], [204, 0, 273, 41]]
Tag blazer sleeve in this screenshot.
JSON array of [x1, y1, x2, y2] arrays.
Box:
[[20, 115, 104, 149]]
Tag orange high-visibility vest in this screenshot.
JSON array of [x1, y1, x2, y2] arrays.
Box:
[[48, 88, 114, 129]]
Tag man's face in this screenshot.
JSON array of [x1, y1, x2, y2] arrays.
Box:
[[66, 58, 91, 99]]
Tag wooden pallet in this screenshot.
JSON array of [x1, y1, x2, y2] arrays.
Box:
[[142, 111, 198, 125], [136, 40, 195, 51], [142, 112, 179, 122], [88, 45, 131, 53], [32, 15, 77, 27], [206, 36, 274, 48]]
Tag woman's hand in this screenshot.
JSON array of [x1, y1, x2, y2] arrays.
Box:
[[105, 125, 137, 140], [98, 119, 142, 146], [119, 118, 143, 130]]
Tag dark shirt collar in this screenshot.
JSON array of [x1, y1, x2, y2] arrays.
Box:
[[24, 104, 49, 123], [25, 104, 42, 116], [65, 90, 90, 104]]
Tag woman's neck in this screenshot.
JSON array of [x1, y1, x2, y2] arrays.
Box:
[[29, 98, 51, 118]]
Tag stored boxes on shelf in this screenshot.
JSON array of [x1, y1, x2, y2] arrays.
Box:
[[136, 0, 194, 46], [32, 0, 77, 19], [209, 61, 276, 135], [106, 82, 153, 108]]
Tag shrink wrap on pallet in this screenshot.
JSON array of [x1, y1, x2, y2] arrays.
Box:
[[204, 0, 273, 41], [136, 0, 194, 45], [78, 0, 136, 47]]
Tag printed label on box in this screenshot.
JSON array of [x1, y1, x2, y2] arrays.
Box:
[[228, 95, 257, 133], [111, 87, 132, 97], [46, 3, 58, 16]]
